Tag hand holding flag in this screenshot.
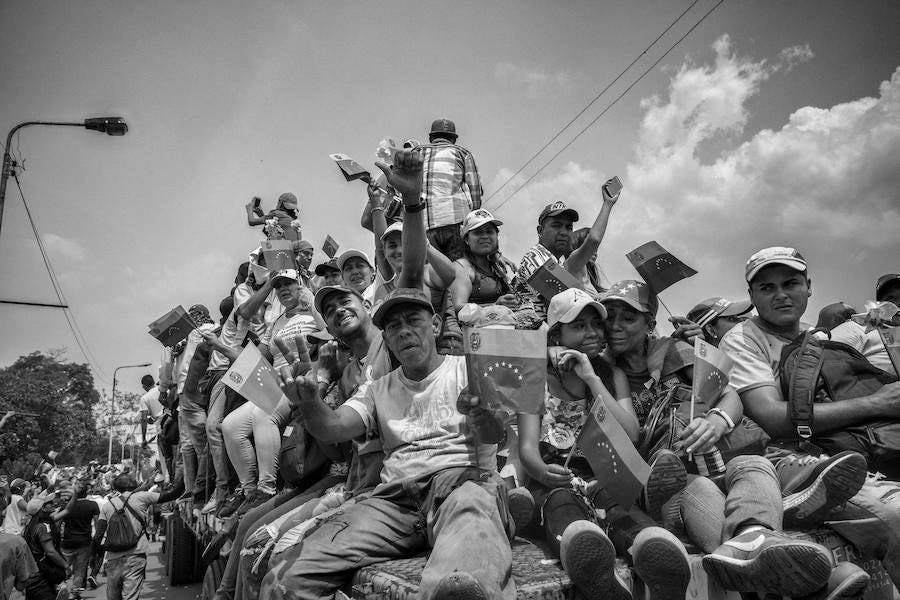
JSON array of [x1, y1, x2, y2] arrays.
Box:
[[262, 239, 296, 272], [223, 343, 286, 415], [148, 305, 198, 347], [691, 338, 734, 415], [526, 258, 583, 301], [329, 153, 371, 182], [463, 327, 547, 415], [626, 241, 697, 293]]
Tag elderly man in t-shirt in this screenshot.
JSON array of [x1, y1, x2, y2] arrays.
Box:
[[719, 246, 900, 590], [272, 150, 514, 600]]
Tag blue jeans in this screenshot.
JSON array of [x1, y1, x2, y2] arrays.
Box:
[[676, 455, 783, 553], [266, 467, 515, 600], [62, 544, 92, 591], [179, 394, 209, 496], [206, 372, 231, 497], [105, 553, 146, 600]]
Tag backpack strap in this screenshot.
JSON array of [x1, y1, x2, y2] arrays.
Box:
[[119, 493, 149, 541], [787, 331, 826, 440]]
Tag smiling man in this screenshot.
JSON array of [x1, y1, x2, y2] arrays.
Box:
[[514, 201, 580, 324], [337, 249, 376, 307], [719, 246, 900, 590]]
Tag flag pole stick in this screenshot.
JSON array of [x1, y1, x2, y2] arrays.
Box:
[[657, 295, 674, 318]]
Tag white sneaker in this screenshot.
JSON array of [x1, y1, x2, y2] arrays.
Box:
[[200, 496, 218, 515]]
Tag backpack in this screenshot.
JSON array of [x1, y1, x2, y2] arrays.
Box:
[[778, 329, 900, 478], [102, 494, 147, 552]]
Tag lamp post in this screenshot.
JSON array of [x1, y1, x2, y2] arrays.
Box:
[[0, 117, 128, 239], [108, 362, 151, 466]]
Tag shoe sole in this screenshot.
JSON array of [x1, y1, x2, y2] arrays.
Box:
[[821, 570, 871, 600], [783, 453, 867, 526], [702, 540, 832, 596], [561, 525, 632, 600], [633, 534, 691, 600], [432, 572, 489, 600], [645, 452, 687, 521], [507, 493, 535, 533]]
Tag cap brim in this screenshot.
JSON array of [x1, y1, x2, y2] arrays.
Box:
[[554, 299, 608, 327], [719, 299, 753, 317], [314, 264, 340, 276], [306, 331, 334, 345], [314, 285, 361, 315], [746, 258, 807, 282], [601, 294, 649, 314], [372, 296, 434, 328], [462, 218, 503, 236], [337, 251, 371, 271], [542, 209, 579, 223]]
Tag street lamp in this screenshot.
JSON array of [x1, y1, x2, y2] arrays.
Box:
[[108, 362, 151, 466], [0, 116, 128, 239]]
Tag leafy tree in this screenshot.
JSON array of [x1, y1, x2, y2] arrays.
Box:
[[0, 350, 101, 465]]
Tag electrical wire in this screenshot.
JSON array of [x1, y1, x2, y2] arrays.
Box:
[[490, 0, 726, 212], [11, 173, 109, 383], [485, 0, 701, 205]]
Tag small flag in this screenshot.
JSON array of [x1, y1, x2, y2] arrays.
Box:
[[329, 153, 370, 182], [222, 343, 285, 414], [148, 305, 198, 347], [262, 239, 296, 272], [576, 398, 650, 509], [694, 298, 731, 327], [322, 235, 339, 259], [463, 327, 547, 415], [249, 262, 268, 284], [692, 338, 734, 413], [526, 258, 583, 301], [626, 241, 697, 293], [878, 325, 900, 375], [851, 301, 900, 332]]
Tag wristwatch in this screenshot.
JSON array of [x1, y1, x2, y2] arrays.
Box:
[[404, 199, 426, 214], [706, 407, 736, 433]]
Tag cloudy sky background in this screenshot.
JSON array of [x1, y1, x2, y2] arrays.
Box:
[[1, 1, 898, 396]]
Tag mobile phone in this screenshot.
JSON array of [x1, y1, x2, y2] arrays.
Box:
[[252, 197, 261, 208], [603, 176, 623, 199]]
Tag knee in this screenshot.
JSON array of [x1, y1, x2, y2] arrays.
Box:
[[725, 454, 776, 485]]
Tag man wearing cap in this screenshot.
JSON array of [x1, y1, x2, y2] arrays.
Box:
[[514, 201, 580, 324], [313, 258, 342, 290], [823, 274, 900, 376], [417, 118, 483, 261], [685, 297, 753, 347], [274, 286, 513, 600], [720, 246, 900, 590], [337, 249, 376, 308]]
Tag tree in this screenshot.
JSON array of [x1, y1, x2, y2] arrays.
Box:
[[0, 350, 102, 465]]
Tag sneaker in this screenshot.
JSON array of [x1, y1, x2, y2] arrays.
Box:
[[507, 487, 536, 534], [560, 520, 632, 600], [200, 496, 219, 515], [236, 489, 276, 516], [431, 571, 489, 600], [643, 450, 687, 521], [779, 451, 867, 527], [216, 491, 245, 518], [796, 562, 870, 600], [86, 576, 97, 590], [631, 527, 691, 600], [701, 528, 833, 596]]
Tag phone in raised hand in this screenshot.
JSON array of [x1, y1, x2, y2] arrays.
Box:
[[603, 176, 623, 199]]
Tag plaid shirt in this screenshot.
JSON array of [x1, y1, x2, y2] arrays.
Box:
[[419, 140, 483, 229]]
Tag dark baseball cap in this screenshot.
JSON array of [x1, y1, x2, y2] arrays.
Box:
[[372, 288, 435, 328], [314, 285, 362, 315], [314, 259, 340, 276], [538, 201, 579, 225], [429, 118, 457, 137], [876, 274, 900, 301], [687, 297, 753, 326]]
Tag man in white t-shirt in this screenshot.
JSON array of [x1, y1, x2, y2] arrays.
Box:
[[138, 375, 166, 481], [271, 151, 514, 600], [720, 246, 900, 590]]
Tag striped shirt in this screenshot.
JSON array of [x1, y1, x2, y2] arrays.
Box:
[[419, 140, 483, 229]]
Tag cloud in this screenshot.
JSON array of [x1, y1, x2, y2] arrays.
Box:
[[41, 233, 86, 261], [490, 35, 900, 318], [494, 62, 572, 95]]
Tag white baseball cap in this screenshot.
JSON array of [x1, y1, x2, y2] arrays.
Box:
[[548, 288, 607, 328]]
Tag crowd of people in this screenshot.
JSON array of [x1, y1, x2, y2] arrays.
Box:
[[5, 117, 900, 600]]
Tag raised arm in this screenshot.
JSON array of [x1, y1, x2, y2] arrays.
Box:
[[424, 246, 457, 290], [564, 184, 617, 276], [237, 278, 275, 321], [376, 150, 425, 290], [246, 197, 267, 226]]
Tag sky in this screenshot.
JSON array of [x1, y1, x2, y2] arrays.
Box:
[[1, 1, 899, 397]]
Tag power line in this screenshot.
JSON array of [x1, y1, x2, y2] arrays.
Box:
[[491, 0, 726, 212], [11, 173, 109, 383], [486, 0, 701, 205]]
